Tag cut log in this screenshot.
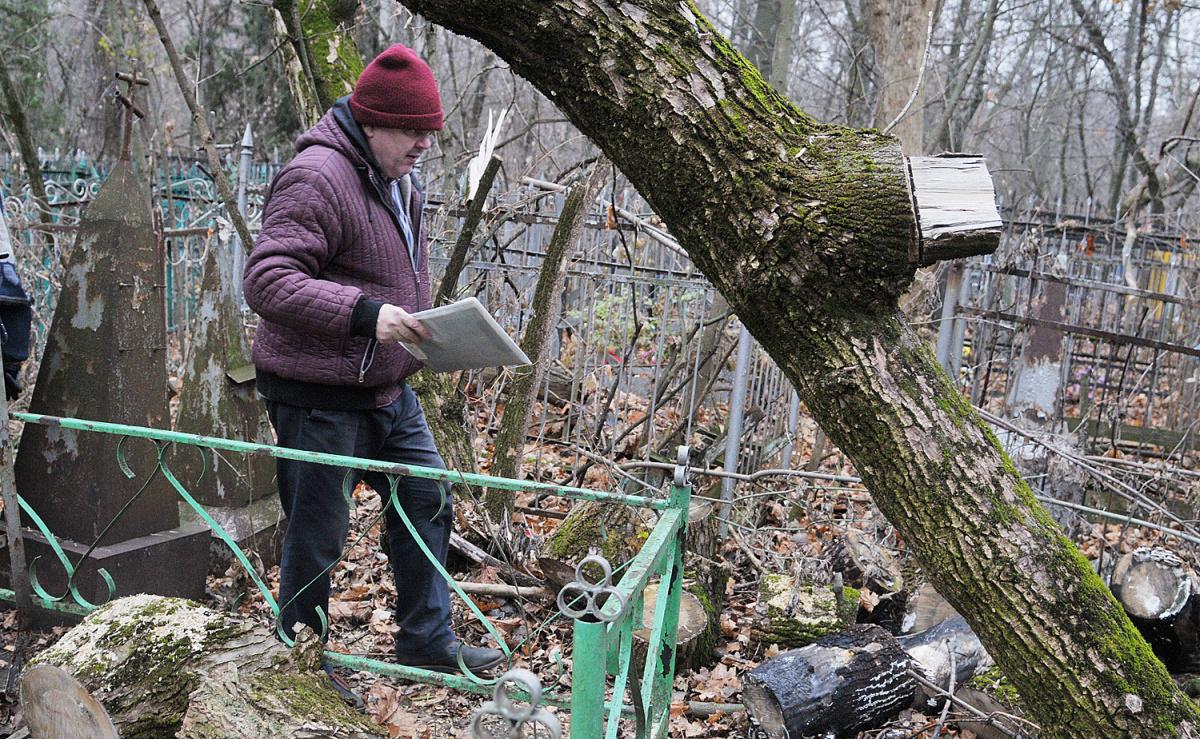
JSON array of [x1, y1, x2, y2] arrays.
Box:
[[25, 594, 384, 738], [742, 624, 919, 738], [1110, 547, 1200, 673], [901, 615, 995, 699], [745, 617, 998, 737], [19, 666, 118, 739], [750, 574, 858, 650], [632, 582, 709, 675]]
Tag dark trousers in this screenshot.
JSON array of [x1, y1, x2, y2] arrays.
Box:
[[266, 385, 455, 654]]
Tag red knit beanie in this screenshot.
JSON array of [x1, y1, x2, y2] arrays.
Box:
[[349, 44, 444, 130]]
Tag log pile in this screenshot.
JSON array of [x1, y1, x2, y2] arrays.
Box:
[[22, 594, 382, 738]]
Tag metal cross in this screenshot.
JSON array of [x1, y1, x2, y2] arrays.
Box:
[[114, 69, 149, 161]]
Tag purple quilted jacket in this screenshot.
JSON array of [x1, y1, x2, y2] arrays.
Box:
[[244, 110, 431, 404]]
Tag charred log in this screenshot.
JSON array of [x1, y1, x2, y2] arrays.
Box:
[[742, 624, 918, 738]]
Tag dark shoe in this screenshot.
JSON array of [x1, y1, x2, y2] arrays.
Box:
[[395, 642, 505, 675], [323, 663, 365, 712]]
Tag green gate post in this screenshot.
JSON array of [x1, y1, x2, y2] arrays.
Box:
[[570, 618, 608, 737]]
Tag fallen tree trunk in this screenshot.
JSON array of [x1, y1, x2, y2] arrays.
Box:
[[25, 594, 383, 739], [743, 623, 918, 738]]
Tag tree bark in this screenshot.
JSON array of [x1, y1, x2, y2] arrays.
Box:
[[486, 165, 605, 516], [746, 617, 996, 738], [395, 2, 1197, 735], [0, 60, 50, 225], [272, 0, 365, 118], [863, 0, 935, 154]]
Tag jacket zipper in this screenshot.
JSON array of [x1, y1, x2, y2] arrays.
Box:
[[358, 169, 423, 381], [358, 338, 378, 383]]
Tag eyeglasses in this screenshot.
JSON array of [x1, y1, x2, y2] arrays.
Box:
[[399, 128, 437, 144]]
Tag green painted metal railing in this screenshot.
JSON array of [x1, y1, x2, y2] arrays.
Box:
[[0, 411, 690, 738]]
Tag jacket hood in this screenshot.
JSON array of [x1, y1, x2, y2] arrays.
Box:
[[294, 97, 380, 173]]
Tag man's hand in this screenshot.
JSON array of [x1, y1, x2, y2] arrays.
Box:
[[376, 304, 431, 344]]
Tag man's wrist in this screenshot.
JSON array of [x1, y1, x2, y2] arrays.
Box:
[[350, 298, 385, 337]]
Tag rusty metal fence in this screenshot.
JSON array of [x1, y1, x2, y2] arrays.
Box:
[[3, 155, 1197, 472], [939, 203, 1199, 457]]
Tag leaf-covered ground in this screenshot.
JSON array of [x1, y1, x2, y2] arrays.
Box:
[[2, 387, 1194, 737]]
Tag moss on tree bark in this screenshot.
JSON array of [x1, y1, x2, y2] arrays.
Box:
[[392, 1, 1195, 735]]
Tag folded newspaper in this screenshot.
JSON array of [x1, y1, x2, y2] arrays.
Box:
[[400, 297, 530, 372]]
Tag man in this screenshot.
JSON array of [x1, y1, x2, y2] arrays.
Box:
[[244, 44, 504, 699], [0, 196, 31, 400]]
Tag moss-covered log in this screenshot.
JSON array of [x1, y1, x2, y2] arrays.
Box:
[[29, 594, 382, 738], [394, 1, 1196, 734], [751, 575, 859, 650]]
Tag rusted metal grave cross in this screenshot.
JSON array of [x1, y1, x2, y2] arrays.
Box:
[[114, 69, 149, 161]]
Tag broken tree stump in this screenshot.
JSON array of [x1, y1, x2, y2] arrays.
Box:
[[830, 528, 904, 595], [1110, 547, 1200, 673], [742, 623, 918, 738], [677, 499, 727, 671], [538, 499, 647, 590], [26, 594, 383, 738]]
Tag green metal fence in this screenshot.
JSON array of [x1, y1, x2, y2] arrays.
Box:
[[0, 410, 690, 738]]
